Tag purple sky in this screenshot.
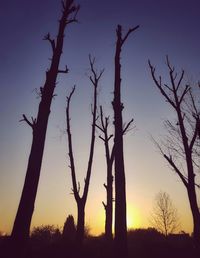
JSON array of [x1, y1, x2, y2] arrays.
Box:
[[0, 0, 200, 235]]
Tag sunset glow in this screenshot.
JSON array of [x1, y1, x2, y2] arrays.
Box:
[[0, 0, 199, 243], [127, 204, 141, 230]]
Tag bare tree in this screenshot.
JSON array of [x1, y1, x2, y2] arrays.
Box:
[[149, 57, 200, 246], [96, 106, 133, 242], [95, 106, 115, 242], [150, 191, 180, 236], [11, 0, 79, 248], [66, 56, 103, 247], [113, 24, 139, 257]]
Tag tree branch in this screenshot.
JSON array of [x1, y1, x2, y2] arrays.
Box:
[[19, 114, 36, 129], [121, 25, 140, 45], [66, 86, 80, 201], [178, 85, 190, 105], [189, 118, 199, 150], [176, 70, 184, 91], [88, 55, 104, 86], [163, 154, 188, 188], [58, 65, 69, 74], [43, 33, 55, 52], [102, 201, 107, 210], [82, 56, 102, 202], [148, 60, 176, 109], [123, 118, 134, 134]]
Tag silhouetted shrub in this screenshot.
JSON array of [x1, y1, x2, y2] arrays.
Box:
[[31, 225, 61, 244], [62, 214, 76, 242]]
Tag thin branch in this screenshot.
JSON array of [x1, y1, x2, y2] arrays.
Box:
[[178, 85, 190, 105], [176, 70, 185, 91], [88, 55, 104, 85], [188, 88, 198, 116], [82, 56, 102, 202], [163, 154, 188, 188], [99, 135, 105, 142], [189, 118, 199, 150], [58, 65, 69, 74], [19, 114, 36, 129], [43, 33, 55, 52], [95, 124, 104, 133], [148, 60, 176, 109], [121, 25, 140, 45], [66, 85, 79, 201], [123, 118, 134, 134], [164, 84, 173, 92], [102, 201, 107, 210]]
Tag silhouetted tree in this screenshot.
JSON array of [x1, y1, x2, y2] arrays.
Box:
[[149, 57, 200, 247], [150, 191, 180, 236], [96, 106, 133, 242], [66, 56, 103, 248], [62, 215, 76, 242], [11, 0, 79, 248], [113, 24, 139, 257], [95, 106, 115, 242]]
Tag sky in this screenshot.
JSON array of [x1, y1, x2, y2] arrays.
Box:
[[0, 0, 200, 236]]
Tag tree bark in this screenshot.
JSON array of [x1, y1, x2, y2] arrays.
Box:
[[113, 24, 139, 257], [187, 176, 200, 247], [11, 0, 79, 248], [105, 168, 113, 241], [76, 200, 85, 248]]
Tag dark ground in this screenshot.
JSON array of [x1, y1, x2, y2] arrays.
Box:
[[0, 229, 199, 258]]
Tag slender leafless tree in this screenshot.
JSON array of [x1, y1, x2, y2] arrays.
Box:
[[150, 191, 180, 236], [66, 56, 104, 247], [149, 57, 200, 246], [95, 106, 115, 242], [11, 0, 79, 249], [113, 24, 139, 257], [95, 106, 133, 242]]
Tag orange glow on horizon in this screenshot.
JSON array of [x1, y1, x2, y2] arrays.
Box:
[[127, 204, 141, 229]]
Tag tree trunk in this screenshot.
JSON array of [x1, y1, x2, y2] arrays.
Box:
[[76, 200, 85, 248], [112, 24, 139, 257], [187, 183, 200, 247], [113, 25, 127, 257], [11, 0, 78, 248], [105, 165, 113, 241]]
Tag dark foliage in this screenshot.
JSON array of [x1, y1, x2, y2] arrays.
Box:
[[1, 228, 198, 258], [62, 214, 76, 242]]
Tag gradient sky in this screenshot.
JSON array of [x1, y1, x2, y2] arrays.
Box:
[[0, 0, 200, 236]]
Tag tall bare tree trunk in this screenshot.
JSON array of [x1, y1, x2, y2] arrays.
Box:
[[113, 25, 139, 257], [11, 0, 79, 248]]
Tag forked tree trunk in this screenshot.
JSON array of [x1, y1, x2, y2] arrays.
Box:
[[11, 0, 79, 248], [66, 57, 103, 249], [113, 24, 139, 257]]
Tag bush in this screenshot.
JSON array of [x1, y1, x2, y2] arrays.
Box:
[[31, 225, 61, 244], [62, 215, 76, 242]]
